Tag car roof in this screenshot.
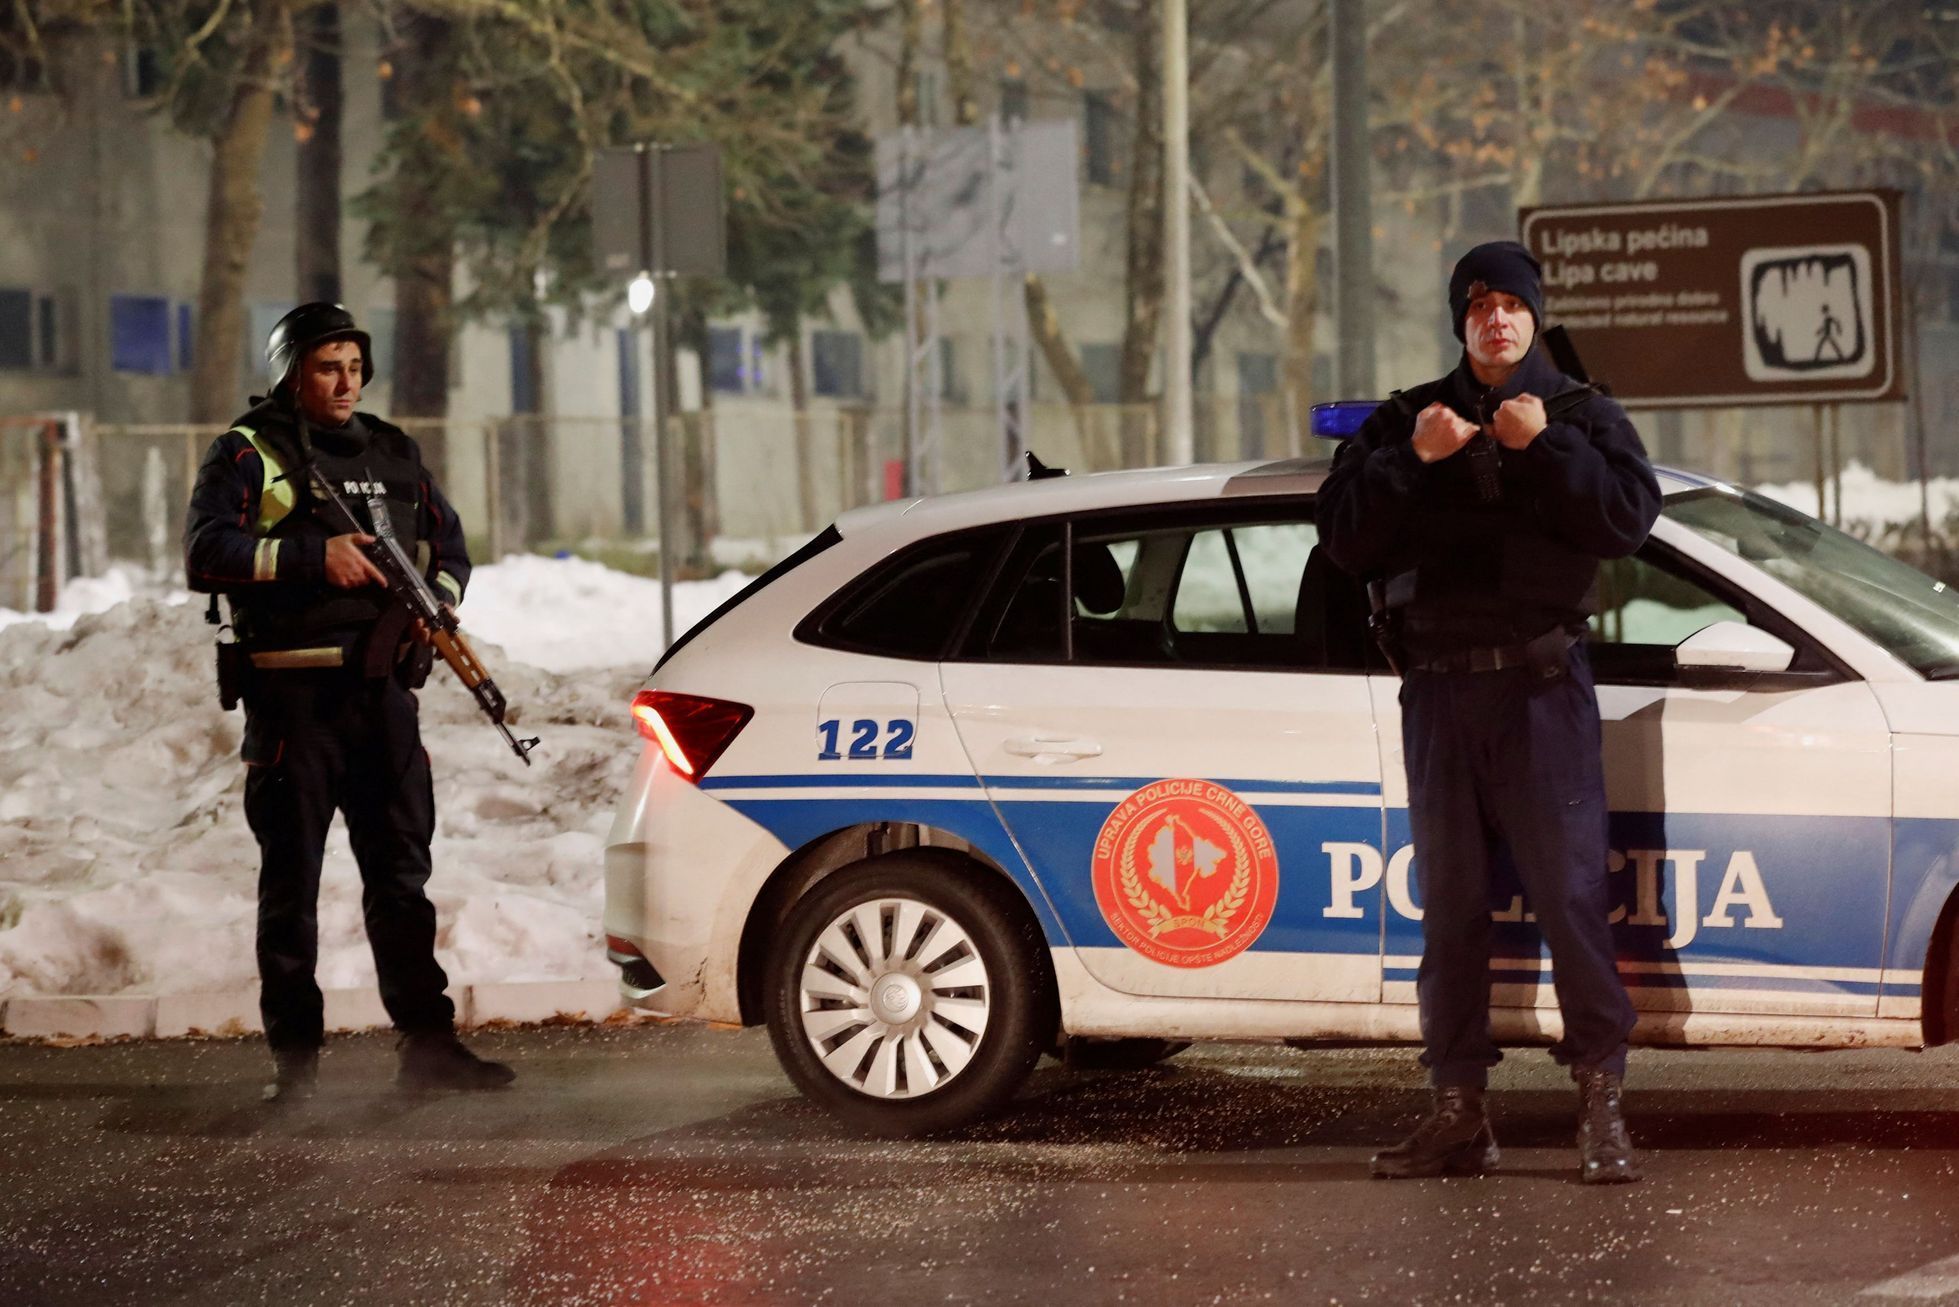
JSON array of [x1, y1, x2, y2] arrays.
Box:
[[835, 457, 1728, 542]]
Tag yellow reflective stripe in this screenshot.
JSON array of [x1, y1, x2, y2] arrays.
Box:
[[235, 428, 296, 535], [248, 648, 344, 670], [435, 571, 462, 603], [252, 539, 279, 582]]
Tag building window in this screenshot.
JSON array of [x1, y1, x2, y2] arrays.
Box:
[[708, 326, 747, 393], [915, 70, 941, 127], [1084, 91, 1116, 186], [1237, 352, 1279, 459], [176, 303, 194, 373], [122, 46, 162, 99], [812, 329, 864, 399], [508, 323, 539, 413], [938, 336, 962, 404], [1080, 342, 1121, 403], [364, 306, 396, 384], [1000, 77, 1028, 124], [110, 294, 174, 375], [0, 290, 31, 370]]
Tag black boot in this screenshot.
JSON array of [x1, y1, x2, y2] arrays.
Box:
[[1575, 1068, 1639, 1184], [1370, 1086, 1499, 1179], [262, 1047, 319, 1104], [396, 1031, 516, 1091]]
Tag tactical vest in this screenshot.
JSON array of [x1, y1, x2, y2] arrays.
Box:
[[228, 413, 428, 656]]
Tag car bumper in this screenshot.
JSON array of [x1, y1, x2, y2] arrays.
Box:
[[602, 745, 791, 1024]]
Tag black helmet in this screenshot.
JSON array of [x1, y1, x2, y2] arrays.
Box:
[[266, 302, 374, 390]]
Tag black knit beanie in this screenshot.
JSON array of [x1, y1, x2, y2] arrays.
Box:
[[1448, 240, 1544, 340]]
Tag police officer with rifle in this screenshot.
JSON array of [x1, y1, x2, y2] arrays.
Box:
[[1318, 242, 1660, 1184], [185, 303, 522, 1102]]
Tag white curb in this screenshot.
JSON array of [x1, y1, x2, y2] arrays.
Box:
[[1, 980, 632, 1042], [2, 996, 156, 1041]]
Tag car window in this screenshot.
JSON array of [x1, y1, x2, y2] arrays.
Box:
[[1585, 544, 1825, 684], [1666, 487, 1959, 678], [965, 526, 1069, 662], [1591, 554, 1745, 646], [811, 528, 1006, 660], [970, 511, 1375, 672]]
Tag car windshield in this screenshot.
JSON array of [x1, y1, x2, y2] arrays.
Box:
[[1665, 487, 1959, 678]]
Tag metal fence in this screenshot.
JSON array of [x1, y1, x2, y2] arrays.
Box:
[[2, 390, 1943, 611], [63, 397, 1290, 589]]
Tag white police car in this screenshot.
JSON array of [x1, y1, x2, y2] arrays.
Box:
[[604, 414, 1959, 1135]]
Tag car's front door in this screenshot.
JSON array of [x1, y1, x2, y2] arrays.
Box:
[[940, 506, 1392, 1003], [1372, 531, 1892, 1023]]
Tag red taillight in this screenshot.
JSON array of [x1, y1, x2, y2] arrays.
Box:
[[630, 690, 753, 782]]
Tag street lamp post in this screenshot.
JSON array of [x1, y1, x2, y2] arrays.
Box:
[[1163, 0, 1195, 466]]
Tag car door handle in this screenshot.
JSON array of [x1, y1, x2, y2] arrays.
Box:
[[1003, 736, 1103, 760]]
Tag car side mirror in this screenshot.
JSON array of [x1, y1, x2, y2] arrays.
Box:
[[1673, 621, 1795, 673]]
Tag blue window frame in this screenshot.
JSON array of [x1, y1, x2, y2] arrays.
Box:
[[176, 302, 194, 373], [110, 294, 173, 375], [811, 329, 863, 399], [708, 326, 746, 393]]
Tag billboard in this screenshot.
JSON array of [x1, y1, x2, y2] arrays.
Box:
[[1519, 191, 1904, 407], [876, 121, 1081, 282]]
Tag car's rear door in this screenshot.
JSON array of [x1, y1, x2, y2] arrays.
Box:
[[940, 503, 1392, 1003]]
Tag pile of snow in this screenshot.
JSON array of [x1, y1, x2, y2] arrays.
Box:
[[459, 555, 754, 672], [0, 556, 749, 1002], [1751, 461, 1959, 530]]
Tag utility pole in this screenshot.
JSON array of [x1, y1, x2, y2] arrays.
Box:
[[1330, 0, 1376, 398], [1162, 0, 1195, 464]]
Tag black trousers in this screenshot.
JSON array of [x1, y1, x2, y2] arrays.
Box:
[[1399, 643, 1635, 1089], [241, 672, 454, 1052]]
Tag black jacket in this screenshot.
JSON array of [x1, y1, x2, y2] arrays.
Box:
[[1316, 343, 1660, 650], [184, 398, 469, 652]]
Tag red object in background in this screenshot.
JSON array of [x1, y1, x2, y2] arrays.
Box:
[[883, 459, 906, 501]]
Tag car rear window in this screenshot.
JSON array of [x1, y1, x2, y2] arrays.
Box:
[[654, 527, 842, 673], [801, 527, 1010, 660]]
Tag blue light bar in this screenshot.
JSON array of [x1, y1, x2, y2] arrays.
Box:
[[1310, 400, 1380, 440]]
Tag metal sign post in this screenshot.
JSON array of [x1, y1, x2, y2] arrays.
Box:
[[594, 142, 726, 651]]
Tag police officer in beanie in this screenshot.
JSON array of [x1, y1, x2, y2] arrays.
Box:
[[1317, 241, 1658, 1184], [185, 303, 515, 1102]]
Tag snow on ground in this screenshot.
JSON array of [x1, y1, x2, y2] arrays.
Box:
[[0, 556, 753, 1001]]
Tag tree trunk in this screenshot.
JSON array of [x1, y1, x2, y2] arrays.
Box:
[[1025, 275, 1094, 407], [896, 0, 921, 126], [295, 0, 343, 305], [787, 326, 819, 533], [678, 304, 719, 567], [387, 9, 456, 454], [189, 0, 290, 424], [942, 0, 979, 127], [1281, 203, 1323, 457], [520, 314, 553, 545]]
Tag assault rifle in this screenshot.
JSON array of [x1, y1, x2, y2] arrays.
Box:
[[308, 465, 540, 765]]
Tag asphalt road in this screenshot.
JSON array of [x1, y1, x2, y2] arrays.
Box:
[[2, 1022, 1957, 1306]]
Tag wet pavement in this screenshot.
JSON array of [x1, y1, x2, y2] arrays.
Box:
[[1, 1023, 1957, 1305]]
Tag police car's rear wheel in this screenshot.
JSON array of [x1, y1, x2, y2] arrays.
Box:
[[766, 853, 1055, 1136]]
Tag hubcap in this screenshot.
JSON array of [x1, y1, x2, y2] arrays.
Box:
[[797, 896, 992, 1099]]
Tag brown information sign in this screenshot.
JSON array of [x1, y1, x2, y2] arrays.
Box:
[[1519, 191, 1903, 407]]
